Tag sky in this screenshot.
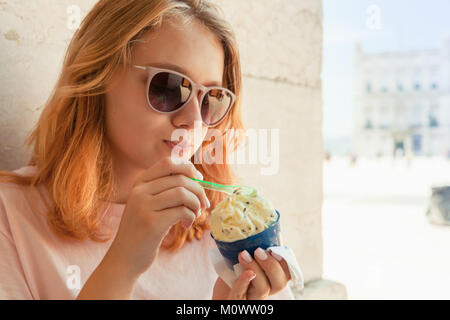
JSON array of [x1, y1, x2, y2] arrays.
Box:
[[322, 0, 450, 145]]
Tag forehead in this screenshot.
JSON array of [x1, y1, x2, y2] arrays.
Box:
[[132, 18, 225, 86]]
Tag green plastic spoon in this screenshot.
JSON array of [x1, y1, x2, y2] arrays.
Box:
[[189, 177, 257, 196]]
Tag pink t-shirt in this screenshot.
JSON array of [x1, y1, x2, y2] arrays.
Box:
[[0, 166, 293, 300]]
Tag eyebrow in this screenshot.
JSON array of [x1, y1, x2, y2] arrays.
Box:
[[143, 62, 223, 87]]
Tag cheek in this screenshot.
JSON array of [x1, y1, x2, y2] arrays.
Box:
[[193, 127, 210, 151], [201, 127, 209, 144], [106, 90, 142, 140], [104, 81, 165, 161]]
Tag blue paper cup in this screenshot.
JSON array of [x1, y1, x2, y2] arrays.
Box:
[[211, 210, 281, 269]]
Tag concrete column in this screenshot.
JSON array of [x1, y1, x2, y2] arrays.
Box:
[[212, 0, 346, 298]]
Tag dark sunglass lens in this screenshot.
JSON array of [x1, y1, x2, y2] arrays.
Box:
[[148, 72, 192, 112], [201, 89, 233, 125]]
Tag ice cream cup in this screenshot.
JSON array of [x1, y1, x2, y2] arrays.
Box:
[[211, 210, 281, 269]]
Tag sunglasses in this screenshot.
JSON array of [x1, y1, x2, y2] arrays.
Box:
[[133, 65, 236, 127]]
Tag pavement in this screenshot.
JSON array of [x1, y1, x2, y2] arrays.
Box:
[[322, 156, 450, 299]]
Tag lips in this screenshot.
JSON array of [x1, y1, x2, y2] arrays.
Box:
[[164, 139, 193, 151]]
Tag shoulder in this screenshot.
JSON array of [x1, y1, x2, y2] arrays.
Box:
[[0, 165, 38, 188], [0, 166, 48, 236], [0, 165, 39, 198]]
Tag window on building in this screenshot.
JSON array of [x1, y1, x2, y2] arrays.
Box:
[[413, 67, 422, 92], [364, 119, 373, 129], [397, 83, 403, 92], [412, 134, 422, 155], [366, 82, 372, 93], [429, 104, 439, 128], [429, 115, 439, 128], [395, 104, 407, 129], [379, 106, 390, 129], [410, 104, 422, 128], [430, 66, 439, 90]]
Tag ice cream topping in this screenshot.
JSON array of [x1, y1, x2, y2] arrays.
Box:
[[210, 188, 278, 242]]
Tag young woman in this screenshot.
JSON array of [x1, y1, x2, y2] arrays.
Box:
[[0, 0, 293, 300]]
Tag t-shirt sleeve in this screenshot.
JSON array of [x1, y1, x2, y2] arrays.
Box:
[[0, 189, 34, 300], [0, 230, 34, 299]]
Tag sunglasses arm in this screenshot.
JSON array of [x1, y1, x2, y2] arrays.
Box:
[[133, 65, 147, 71]]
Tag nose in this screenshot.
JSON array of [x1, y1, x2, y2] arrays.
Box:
[[171, 89, 204, 129]]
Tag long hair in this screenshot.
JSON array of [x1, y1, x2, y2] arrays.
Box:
[[0, 0, 245, 251]]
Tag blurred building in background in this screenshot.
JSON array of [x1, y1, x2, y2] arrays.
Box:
[[353, 38, 450, 157]]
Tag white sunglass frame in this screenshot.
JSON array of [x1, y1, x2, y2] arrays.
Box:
[[133, 65, 236, 127]]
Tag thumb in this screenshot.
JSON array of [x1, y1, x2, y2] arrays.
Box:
[[227, 270, 256, 300]]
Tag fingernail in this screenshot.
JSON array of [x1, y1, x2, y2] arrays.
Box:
[[248, 272, 256, 281], [270, 251, 283, 262], [255, 248, 268, 260], [206, 197, 211, 208], [196, 170, 203, 180], [241, 250, 253, 263]]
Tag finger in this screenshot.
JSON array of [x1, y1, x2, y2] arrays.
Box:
[[150, 187, 202, 215], [227, 270, 256, 300], [238, 250, 271, 299], [144, 174, 210, 210], [254, 248, 289, 295], [269, 251, 291, 281], [134, 157, 203, 187], [157, 205, 196, 230]]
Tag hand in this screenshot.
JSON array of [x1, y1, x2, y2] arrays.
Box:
[[104, 157, 210, 280], [212, 248, 291, 300], [212, 270, 256, 300]]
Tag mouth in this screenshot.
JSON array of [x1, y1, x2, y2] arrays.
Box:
[[163, 139, 193, 152]]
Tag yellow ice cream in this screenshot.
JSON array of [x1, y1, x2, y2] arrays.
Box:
[[210, 188, 278, 242]]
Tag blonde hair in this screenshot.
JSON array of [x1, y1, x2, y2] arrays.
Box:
[[0, 0, 245, 251]]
